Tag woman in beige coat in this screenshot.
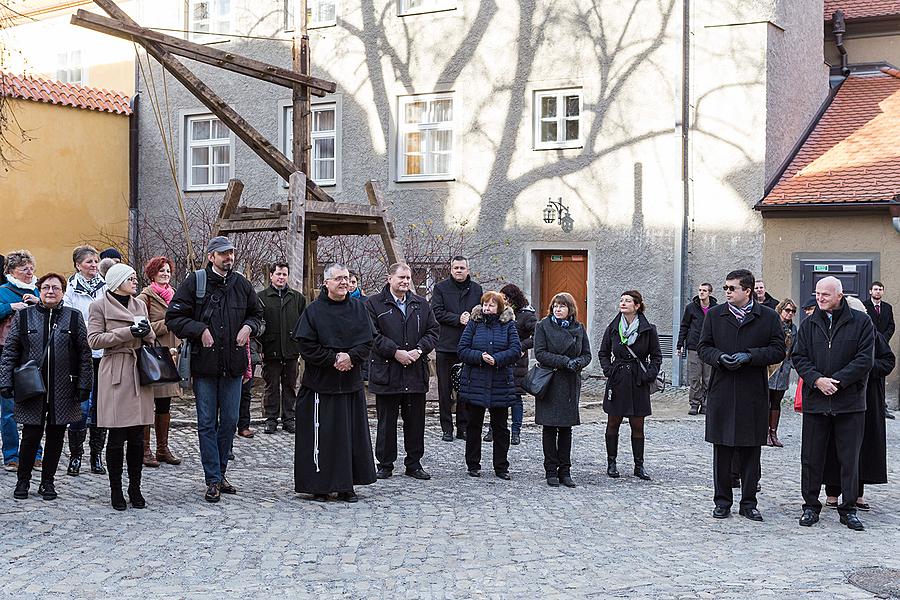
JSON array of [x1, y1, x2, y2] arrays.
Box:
[[87, 263, 155, 511], [136, 256, 182, 467]]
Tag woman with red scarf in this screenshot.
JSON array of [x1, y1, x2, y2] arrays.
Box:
[[136, 256, 182, 467]]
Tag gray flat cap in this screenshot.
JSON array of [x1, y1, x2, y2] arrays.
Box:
[[206, 236, 235, 254]]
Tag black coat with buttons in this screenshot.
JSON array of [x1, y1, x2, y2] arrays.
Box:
[[365, 285, 440, 395]]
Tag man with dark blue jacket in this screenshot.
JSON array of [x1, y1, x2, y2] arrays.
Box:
[[792, 276, 875, 531]]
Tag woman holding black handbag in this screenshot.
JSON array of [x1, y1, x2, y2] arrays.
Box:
[[0, 272, 93, 500], [598, 290, 662, 481], [87, 263, 156, 511], [533, 292, 591, 488]]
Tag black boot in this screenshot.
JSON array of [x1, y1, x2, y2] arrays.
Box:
[[107, 446, 126, 511], [67, 428, 86, 476], [38, 480, 57, 501], [632, 436, 651, 480], [14, 478, 29, 499], [89, 427, 107, 474], [605, 434, 620, 478], [127, 467, 146, 509]]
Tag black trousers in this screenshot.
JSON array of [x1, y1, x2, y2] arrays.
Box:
[[106, 425, 143, 488], [465, 405, 509, 473], [375, 393, 426, 471], [436, 351, 467, 435], [801, 411, 864, 516], [713, 444, 761, 510], [19, 418, 66, 485], [825, 483, 865, 499], [542, 426, 572, 477], [237, 379, 253, 431], [262, 359, 298, 424]]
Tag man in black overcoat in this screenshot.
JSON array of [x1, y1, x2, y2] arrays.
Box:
[[792, 276, 875, 531], [863, 281, 895, 419], [365, 263, 440, 481], [698, 269, 785, 521]]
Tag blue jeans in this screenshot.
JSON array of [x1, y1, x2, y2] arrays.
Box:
[[193, 376, 242, 485], [2, 395, 42, 464], [511, 395, 524, 435]]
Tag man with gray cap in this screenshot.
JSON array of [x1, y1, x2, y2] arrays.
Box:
[[166, 236, 263, 503]]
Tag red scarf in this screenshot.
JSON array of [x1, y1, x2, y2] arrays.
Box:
[[150, 282, 174, 304]]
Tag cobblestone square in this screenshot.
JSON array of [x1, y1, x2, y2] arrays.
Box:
[[1, 392, 898, 599]]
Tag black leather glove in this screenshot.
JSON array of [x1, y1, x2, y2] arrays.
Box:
[[566, 358, 580, 372], [130, 322, 151, 338], [0, 388, 13, 399], [732, 352, 751, 366], [78, 389, 91, 402], [719, 354, 740, 371]]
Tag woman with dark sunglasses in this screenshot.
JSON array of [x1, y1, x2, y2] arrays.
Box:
[[766, 299, 798, 447]]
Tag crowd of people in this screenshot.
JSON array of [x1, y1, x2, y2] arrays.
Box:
[[0, 240, 894, 531]]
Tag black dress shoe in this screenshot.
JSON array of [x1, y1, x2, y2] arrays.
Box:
[[311, 494, 329, 502], [455, 431, 467, 440], [840, 513, 865, 531], [441, 432, 454, 442], [559, 475, 577, 488], [218, 479, 237, 494], [885, 411, 895, 420], [90, 454, 106, 475], [282, 421, 296, 434], [467, 469, 481, 477], [38, 482, 58, 501], [483, 430, 493, 442], [713, 506, 730, 519], [799, 508, 819, 527], [546, 476, 560, 487], [739, 507, 763, 521], [264, 421, 278, 434], [511, 432, 520, 445], [495, 471, 511, 480], [376, 467, 393, 479], [337, 491, 358, 503], [204, 483, 220, 503], [13, 480, 29, 500], [405, 468, 431, 480], [67, 456, 81, 476], [688, 406, 699, 415]]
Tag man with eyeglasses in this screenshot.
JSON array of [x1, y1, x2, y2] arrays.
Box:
[[677, 283, 717, 415], [291, 263, 376, 503], [698, 269, 785, 522]]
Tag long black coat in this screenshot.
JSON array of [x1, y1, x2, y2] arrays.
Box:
[[457, 306, 521, 408], [792, 299, 875, 414], [698, 302, 786, 446], [259, 285, 306, 360], [598, 313, 662, 417], [533, 317, 591, 427], [512, 306, 537, 394], [431, 276, 483, 353], [0, 305, 92, 425], [676, 295, 717, 351], [365, 285, 440, 395], [863, 299, 894, 343]]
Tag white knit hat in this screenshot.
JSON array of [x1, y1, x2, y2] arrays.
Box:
[[105, 263, 136, 293]]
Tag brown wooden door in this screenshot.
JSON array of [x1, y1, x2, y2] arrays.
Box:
[[540, 251, 588, 322]]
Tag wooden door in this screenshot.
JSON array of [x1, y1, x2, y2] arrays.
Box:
[[540, 251, 588, 322]]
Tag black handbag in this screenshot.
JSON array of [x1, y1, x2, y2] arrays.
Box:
[[450, 363, 463, 392], [13, 319, 55, 402], [138, 341, 181, 386], [523, 364, 555, 399]]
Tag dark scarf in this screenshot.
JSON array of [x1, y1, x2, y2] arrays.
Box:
[[551, 315, 572, 328], [293, 287, 373, 349]]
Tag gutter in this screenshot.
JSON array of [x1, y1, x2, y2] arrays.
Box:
[[128, 93, 140, 262], [891, 199, 900, 234], [758, 201, 897, 213]]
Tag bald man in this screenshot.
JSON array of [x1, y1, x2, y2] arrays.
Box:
[[792, 276, 875, 531]]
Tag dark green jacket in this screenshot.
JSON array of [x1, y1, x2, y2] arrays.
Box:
[[259, 285, 306, 361]]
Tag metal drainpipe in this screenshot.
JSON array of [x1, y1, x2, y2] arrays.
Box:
[[832, 10, 851, 76], [672, 0, 691, 387], [891, 201, 900, 234], [128, 93, 140, 264]]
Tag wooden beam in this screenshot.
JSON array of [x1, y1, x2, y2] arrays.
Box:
[[88, 0, 333, 203], [287, 172, 307, 292], [210, 178, 244, 237], [365, 180, 405, 264], [305, 200, 382, 219], [70, 10, 335, 96]]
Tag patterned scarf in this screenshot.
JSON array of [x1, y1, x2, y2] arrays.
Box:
[[150, 282, 174, 304], [727, 299, 754, 323], [618, 315, 640, 346], [551, 315, 571, 328], [71, 271, 105, 297]]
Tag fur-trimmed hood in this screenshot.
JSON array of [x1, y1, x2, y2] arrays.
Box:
[[471, 305, 515, 323]]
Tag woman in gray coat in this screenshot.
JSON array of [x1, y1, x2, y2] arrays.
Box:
[[533, 293, 591, 488]]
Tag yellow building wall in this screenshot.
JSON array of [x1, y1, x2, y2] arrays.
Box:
[[762, 214, 900, 395], [1, 98, 130, 275]]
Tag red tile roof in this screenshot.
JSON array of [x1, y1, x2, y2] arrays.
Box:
[[0, 72, 132, 115], [760, 69, 900, 208], [825, 1, 900, 21]]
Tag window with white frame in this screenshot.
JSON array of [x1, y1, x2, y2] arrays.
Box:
[[186, 115, 232, 190], [397, 94, 454, 181], [534, 89, 582, 149], [188, 0, 231, 41], [56, 50, 83, 85], [285, 0, 337, 30], [399, 0, 456, 16], [284, 102, 339, 186]]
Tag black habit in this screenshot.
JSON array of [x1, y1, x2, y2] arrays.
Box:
[[292, 288, 376, 495]]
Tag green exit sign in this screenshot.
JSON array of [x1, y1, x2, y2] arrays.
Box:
[[814, 265, 828, 272], [550, 255, 564, 262]]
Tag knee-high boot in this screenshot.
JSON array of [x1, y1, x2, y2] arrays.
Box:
[[66, 428, 86, 476], [632, 436, 651, 480], [142, 425, 160, 467], [127, 455, 146, 509], [89, 427, 107, 474], [155, 414, 181, 465], [605, 434, 620, 478], [768, 410, 783, 447], [106, 443, 126, 511]]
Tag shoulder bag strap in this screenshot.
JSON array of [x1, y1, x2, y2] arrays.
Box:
[[624, 343, 649, 376]]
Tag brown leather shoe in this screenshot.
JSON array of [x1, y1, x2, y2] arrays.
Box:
[[238, 428, 256, 438], [143, 426, 160, 468], [155, 414, 181, 465]]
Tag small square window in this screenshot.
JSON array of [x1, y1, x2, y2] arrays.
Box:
[[56, 50, 83, 85], [286, 0, 338, 29], [397, 94, 454, 181], [185, 115, 233, 190], [534, 89, 583, 150]]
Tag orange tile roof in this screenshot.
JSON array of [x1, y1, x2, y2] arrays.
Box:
[[825, 0, 900, 21], [0, 71, 132, 116], [760, 69, 900, 208]]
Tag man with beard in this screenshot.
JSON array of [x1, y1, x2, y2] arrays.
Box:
[[792, 276, 874, 531], [292, 263, 376, 503], [698, 269, 785, 521]]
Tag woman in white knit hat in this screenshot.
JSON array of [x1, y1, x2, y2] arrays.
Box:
[[86, 263, 156, 511]]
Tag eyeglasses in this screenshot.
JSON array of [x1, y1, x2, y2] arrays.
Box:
[[722, 285, 742, 292], [127, 276, 139, 283], [40, 285, 62, 292], [783, 308, 796, 313], [327, 276, 350, 282], [15, 265, 35, 273]]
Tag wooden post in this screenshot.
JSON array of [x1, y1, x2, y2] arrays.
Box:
[[292, 1, 311, 182], [210, 178, 244, 238], [365, 180, 405, 264], [287, 172, 307, 292]]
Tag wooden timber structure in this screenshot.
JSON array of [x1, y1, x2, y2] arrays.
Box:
[[74, 0, 403, 296]]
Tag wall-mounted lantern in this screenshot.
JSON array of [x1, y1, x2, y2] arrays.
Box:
[[542, 197, 574, 233]]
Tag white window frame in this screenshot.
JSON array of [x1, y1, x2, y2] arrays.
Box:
[[282, 98, 341, 188], [187, 0, 233, 42], [285, 0, 339, 30], [399, 0, 457, 17], [533, 88, 583, 150], [184, 114, 234, 192], [396, 93, 455, 183], [56, 50, 84, 85]]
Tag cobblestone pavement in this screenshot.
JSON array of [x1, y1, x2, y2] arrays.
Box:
[[1, 390, 898, 599]]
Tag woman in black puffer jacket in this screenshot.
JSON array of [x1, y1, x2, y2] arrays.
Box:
[[457, 291, 521, 480]]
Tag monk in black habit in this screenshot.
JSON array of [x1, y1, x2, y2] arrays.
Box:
[[292, 263, 376, 502]]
